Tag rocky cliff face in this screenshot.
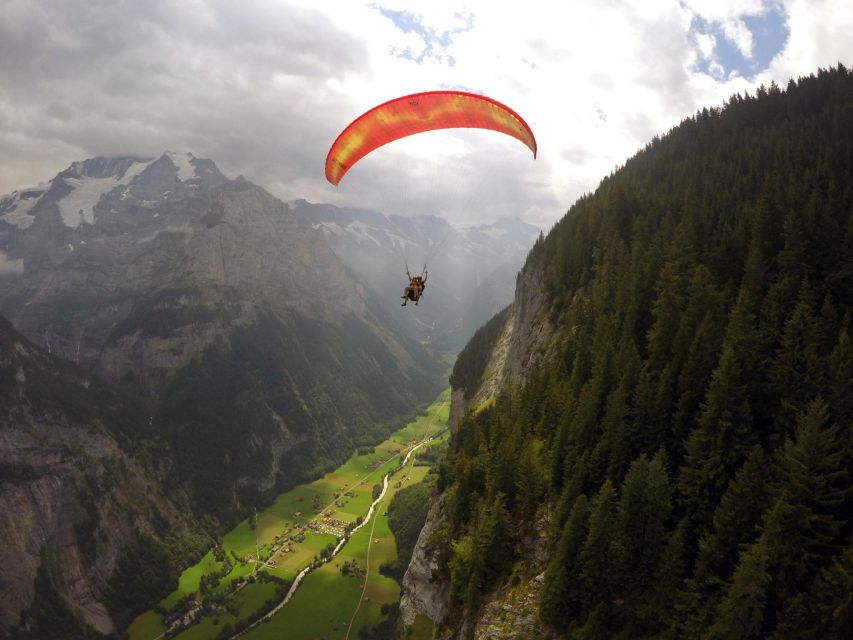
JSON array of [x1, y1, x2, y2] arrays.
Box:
[[0, 317, 189, 636], [401, 259, 556, 632], [399, 498, 450, 627], [448, 260, 555, 430]]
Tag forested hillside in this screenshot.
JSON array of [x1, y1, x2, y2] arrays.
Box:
[[435, 65, 853, 638]]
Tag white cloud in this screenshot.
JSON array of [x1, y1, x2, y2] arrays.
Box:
[[721, 18, 755, 57], [0, 0, 851, 228], [764, 0, 853, 79], [695, 32, 717, 59], [681, 0, 767, 21]]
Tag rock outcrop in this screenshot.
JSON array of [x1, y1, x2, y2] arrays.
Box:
[[448, 260, 555, 431], [399, 498, 450, 626], [472, 573, 552, 640]]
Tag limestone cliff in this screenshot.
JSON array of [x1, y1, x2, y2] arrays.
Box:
[[0, 317, 189, 635], [399, 498, 450, 627], [449, 260, 556, 431]]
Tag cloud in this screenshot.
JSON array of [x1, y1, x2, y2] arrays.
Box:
[[0, 251, 23, 277], [721, 18, 755, 57], [0, 1, 851, 228]]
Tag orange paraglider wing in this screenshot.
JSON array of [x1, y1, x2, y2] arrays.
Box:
[[325, 90, 537, 186]]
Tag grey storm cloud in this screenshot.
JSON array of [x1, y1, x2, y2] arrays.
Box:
[[0, 0, 367, 199]]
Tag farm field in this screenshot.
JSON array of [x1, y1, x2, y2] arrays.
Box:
[[129, 389, 448, 640], [242, 462, 431, 640]]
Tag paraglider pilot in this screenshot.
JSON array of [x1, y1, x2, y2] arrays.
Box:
[[402, 269, 427, 306]]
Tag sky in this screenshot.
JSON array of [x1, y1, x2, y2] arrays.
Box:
[[1, 0, 851, 228]]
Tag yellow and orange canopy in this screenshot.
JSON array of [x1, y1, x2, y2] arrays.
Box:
[[325, 90, 536, 186]]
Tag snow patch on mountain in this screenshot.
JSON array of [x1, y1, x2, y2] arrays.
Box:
[[136, 223, 194, 244], [314, 222, 344, 236], [120, 157, 155, 185], [346, 220, 382, 246], [57, 159, 155, 228], [164, 151, 196, 181], [387, 231, 417, 250], [0, 186, 48, 229], [476, 226, 508, 240], [59, 176, 122, 227]]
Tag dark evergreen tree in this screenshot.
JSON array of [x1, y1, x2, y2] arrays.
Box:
[[540, 494, 590, 632]]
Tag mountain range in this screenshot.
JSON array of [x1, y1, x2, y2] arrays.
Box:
[[14, 66, 853, 639]]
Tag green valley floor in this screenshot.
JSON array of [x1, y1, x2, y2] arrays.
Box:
[[129, 390, 449, 640]]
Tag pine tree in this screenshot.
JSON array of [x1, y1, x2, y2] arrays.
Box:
[[686, 447, 771, 634], [769, 398, 850, 584], [695, 446, 772, 580], [827, 324, 853, 426], [708, 500, 778, 640], [713, 399, 851, 636], [540, 494, 590, 632], [770, 540, 853, 639], [769, 279, 822, 428], [579, 480, 623, 619], [619, 454, 672, 592], [678, 340, 755, 535]]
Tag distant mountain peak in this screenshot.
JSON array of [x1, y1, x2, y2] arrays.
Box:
[[0, 152, 228, 230], [163, 150, 197, 181]]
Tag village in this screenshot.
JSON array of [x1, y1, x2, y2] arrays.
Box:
[[244, 484, 366, 571]]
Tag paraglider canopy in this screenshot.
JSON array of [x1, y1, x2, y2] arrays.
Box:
[[325, 90, 537, 186]]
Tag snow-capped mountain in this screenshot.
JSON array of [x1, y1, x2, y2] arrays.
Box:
[[290, 200, 541, 353], [0, 151, 226, 233]]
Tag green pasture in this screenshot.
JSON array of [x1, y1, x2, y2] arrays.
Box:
[[250, 442, 433, 640], [335, 490, 374, 522], [171, 581, 276, 640], [160, 550, 224, 610], [390, 390, 449, 445], [242, 567, 365, 640], [172, 614, 236, 640], [127, 611, 166, 640]]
